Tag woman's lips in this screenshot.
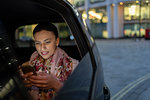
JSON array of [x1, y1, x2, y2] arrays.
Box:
[[41, 51, 49, 55]]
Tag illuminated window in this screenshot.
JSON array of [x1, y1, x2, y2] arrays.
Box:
[[124, 4, 140, 20], [141, 3, 150, 19], [89, 8, 107, 23], [80, 7, 108, 38], [124, 2, 150, 20], [124, 23, 149, 37], [71, 0, 84, 7], [15, 23, 73, 47], [88, 7, 107, 38], [90, 0, 105, 3], [15, 25, 35, 41]]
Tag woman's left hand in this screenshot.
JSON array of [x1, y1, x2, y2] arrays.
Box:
[[28, 72, 63, 92]]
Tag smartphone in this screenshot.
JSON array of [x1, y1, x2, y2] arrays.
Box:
[[20, 65, 37, 75]]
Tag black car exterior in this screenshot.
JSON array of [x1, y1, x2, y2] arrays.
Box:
[[0, 0, 110, 100]]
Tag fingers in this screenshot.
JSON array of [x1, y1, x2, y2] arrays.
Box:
[[22, 72, 34, 79], [32, 83, 48, 89], [30, 72, 50, 80], [30, 75, 47, 80], [25, 84, 33, 88], [23, 79, 31, 84], [28, 73, 54, 89], [21, 72, 58, 89], [30, 78, 47, 84], [23, 79, 32, 88]]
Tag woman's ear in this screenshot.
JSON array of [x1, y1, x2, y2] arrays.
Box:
[[56, 38, 59, 46]]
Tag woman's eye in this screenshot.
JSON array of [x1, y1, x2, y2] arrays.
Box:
[[35, 42, 40, 45], [45, 41, 51, 44]]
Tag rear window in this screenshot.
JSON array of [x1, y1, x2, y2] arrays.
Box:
[[15, 23, 75, 47], [14, 22, 81, 64]]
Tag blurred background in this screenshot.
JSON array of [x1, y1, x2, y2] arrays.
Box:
[[68, 0, 150, 39]]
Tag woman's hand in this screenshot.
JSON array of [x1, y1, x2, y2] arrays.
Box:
[[29, 72, 63, 92], [21, 72, 35, 88], [19, 61, 36, 88]]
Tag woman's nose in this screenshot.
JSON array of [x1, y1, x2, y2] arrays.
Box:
[[41, 43, 46, 50]]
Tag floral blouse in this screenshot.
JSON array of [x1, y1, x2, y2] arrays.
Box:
[[28, 47, 79, 100]]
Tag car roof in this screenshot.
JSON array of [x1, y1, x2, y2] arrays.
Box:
[[0, 0, 69, 26]]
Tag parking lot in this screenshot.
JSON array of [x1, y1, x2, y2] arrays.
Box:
[[95, 39, 150, 100]]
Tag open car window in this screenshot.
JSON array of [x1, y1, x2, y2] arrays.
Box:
[[14, 22, 81, 64], [15, 23, 76, 47]]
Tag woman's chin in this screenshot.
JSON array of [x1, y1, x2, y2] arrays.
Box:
[[41, 55, 49, 59], [42, 56, 49, 59], [40, 53, 53, 59]]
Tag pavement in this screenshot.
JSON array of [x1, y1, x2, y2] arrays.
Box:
[[95, 38, 150, 100]]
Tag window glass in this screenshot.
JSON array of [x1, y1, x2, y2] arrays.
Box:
[[68, 0, 84, 7], [141, 3, 150, 19], [124, 23, 150, 37], [15, 25, 35, 47], [15, 23, 81, 63], [15, 23, 75, 47], [124, 2, 150, 20], [15, 25, 35, 41], [90, 0, 105, 3], [84, 7, 107, 38]]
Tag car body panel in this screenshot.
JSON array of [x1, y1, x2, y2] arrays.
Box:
[[54, 53, 92, 100]]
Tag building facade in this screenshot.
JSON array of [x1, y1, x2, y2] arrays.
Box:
[[68, 0, 150, 38]]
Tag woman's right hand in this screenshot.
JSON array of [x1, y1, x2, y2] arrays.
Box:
[[19, 61, 34, 88], [21, 72, 35, 88]]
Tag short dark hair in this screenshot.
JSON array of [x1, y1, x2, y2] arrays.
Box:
[[33, 23, 58, 38]]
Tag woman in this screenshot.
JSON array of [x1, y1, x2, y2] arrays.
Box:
[[21, 23, 79, 100]]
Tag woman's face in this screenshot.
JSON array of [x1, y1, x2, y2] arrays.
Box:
[[34, 30, 59, 59]]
